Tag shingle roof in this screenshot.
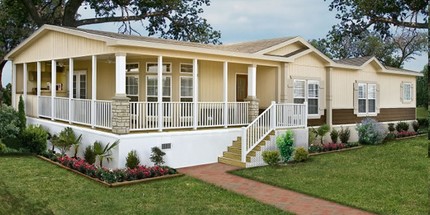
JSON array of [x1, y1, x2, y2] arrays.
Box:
[[71, 27, 294, 54], [334, 56, 373, 66]]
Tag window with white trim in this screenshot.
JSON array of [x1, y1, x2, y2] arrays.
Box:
[[357, 83, 377, 114], [126, 63, 139, 102], [293, 79, 319, 115], [403, 83, 412, 102], [180, 63, 193, 74], [180, 76, 193, 102], [146, 62, 171, 73], [146, 76, 171, 102]]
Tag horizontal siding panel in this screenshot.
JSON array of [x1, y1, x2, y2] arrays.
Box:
[[333, 108, 416, 125]]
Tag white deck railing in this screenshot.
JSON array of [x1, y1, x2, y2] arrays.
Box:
[[54, 97, 69, 121], [95, 100, 112, 129], [241, 102, 307, 163], [130, 102, 249, 131], [72, 99, 92, 126], [38, 96, 52, 118]]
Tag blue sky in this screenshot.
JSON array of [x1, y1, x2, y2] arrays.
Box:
[[2, 0, 427, 86]]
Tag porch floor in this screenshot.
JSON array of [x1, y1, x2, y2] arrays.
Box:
[[179, 163, 374, 215]]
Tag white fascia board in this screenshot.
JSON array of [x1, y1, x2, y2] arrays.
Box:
[[381, 69, 423, 77]]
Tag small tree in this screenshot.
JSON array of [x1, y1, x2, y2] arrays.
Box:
[[312, 124, 330, 145], [150, 147, 166, 166], [84, 145, 96, 165], [126, 150, 140, 169], [276, 130, 295, 163], [93, 140, 119, 167], [18, 95, 26, 132], [52, 127, 82, 156], [330, 129, 339, 143]]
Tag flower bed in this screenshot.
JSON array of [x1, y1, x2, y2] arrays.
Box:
[[38, 155, 181, 187], [309, 142, 360, 154], [395, 131, 417, 138]]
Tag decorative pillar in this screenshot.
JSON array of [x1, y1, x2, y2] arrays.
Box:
[[23, 63, 28, 113], [157, 55, 163, 131], [11, 63, 16, 109], [223, 61, 228, 128], [244, 64, 259, 122], [326, 67, 333, 127], [91, 55, 97, 128], [36, 62, 41, 117], [192, 58, 198, 130], [112, 53, 130, 134], [68, 58, 73, 124], [51, 60, 56, 120]]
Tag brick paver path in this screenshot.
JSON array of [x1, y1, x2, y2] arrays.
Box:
[[179, 163, 374, 215]]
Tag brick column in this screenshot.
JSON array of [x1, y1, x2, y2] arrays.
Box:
[[112, 96, 130, 134], [245, 96, 259, 122]]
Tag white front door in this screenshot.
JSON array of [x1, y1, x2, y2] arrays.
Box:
[[73, 71, 87, 99]]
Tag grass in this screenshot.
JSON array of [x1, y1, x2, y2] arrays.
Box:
[[417, 106, 427, 119], [233, 136, 428, 215], [0, 156, 287, 215]]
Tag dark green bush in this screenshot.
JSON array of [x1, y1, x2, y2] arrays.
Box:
[[276, 130, 295, 163], [356, 118, 386, 145], [339, 127, 351, 143], [412, 121, 419, 132], [293, 147, 309, 162], [17, 95, 26, 132], [384, 133, 396, 142], [84, 145, 96, 165], [0, 105, 21, 149], [262, 150, 280, 166], [21, 125, 48, 154], [417, 118, 428, 128], [387, 123, 395, 133], [150, 147, 166, 166], [0, 141, 6, 153], [395, 122, 409, 132], [330, 129, 338, 143], [126, 150, 140, 169]]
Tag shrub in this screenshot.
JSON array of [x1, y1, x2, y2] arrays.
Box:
[[126, 150, 140, 169], [84, 145, 96, 165], [93, 140, 119, 167], [21, 125, 48, 154], [150, 147, 166, 166], [330, 129, 339, 143], [308, 128, 317, 146], [0, 141, 6, 153], [395, 121, 409, 132], [384, 133, 396, 142], [17, 95, 26, 132], [412, 121, 419, 132], [308, 144, 322, 153], [276, 130, 295, 163], [339, 126, 351, 144], [293, 147, 309, 162], [312, 124, 330, 144], [52, 127, 82, 156], [387, 123, 395, 133], [356, 118, 386, 145], [262, 150, 280, 166], [0, 105, 21, 148], [417, 118, 428, 128]]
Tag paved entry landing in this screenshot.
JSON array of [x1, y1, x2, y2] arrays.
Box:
[[179, 163, 373, 215]]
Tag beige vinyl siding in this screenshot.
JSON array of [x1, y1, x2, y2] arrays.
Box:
[[267, 42, 306, 56], [257, 66, 277, 108], [96, 60, 116, 100], [331, 62, 416, 109]]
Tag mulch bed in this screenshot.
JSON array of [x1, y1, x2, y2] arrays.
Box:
[[37, 155, 183, 187]]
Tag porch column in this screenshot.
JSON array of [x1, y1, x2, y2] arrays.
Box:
[[223, 61, 228, 128], [244, 64, 259, 122], [280, 63, 290, 103], [326, 67, 333, 127], [112, 53, 130, 134], [192, 58, 198, 130], [68, 58, 73, 124], [23, 63, 28, 113], [91, 55, 97, 128], [157, 55, 163, 131], [36, 62, 41, 117], [51, 60, 56, 120], [11, 63, 16, 109]]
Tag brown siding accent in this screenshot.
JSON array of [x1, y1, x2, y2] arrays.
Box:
[[308, 110, 326, 126], [333, 108, 416, 125]]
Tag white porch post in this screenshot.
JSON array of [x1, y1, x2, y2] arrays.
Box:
[[11, 63, 16, 109], [51, 60, 56, 120], [157, 56, 163, 131], [115, 54, 126, 96], [68, 58, 74, 124], [192, 58, 198, 130], [223, 61, 228, 128], [247, 64, 257, 98], [91, 55, 97, 128], [23, 63, 28, 113], [112, 53, 130, 134], [36, 62, 41, 117]]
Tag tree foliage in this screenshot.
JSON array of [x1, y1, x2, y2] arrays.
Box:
[[417, 66, 428, 108]]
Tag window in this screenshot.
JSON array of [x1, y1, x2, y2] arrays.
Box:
[[403, 83, 412, 102], [146, 76, 171, 102], [357, 82, 377, 115], [180, 76, 193, 102], [180, 63, 193, 74], [293, 79, 319, 115], [126, 63, 139, 101], [146, 62, 171, 73]]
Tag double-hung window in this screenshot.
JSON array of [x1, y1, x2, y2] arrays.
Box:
[[402, 83, 412, 102], [180, 64, 193, 117], [293, 79, 319, 115], [357, 83, 377, 115], [126, 63, 139, 102]]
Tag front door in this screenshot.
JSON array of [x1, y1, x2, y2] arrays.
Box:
[[73, 71, 87, 99], [236, 74, 248, 102]]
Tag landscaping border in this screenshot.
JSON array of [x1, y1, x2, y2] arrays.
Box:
[[36, 155, 183, 187], [309, 146, 363, 156]]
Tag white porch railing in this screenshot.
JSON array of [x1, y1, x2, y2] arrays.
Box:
[[71, 99, 92, 126], [95, 100, 112, 129], [130, 102, 249, 131], [39, 96, 52, 118], [54, 97, 69, 121], [241, 102, 307, 163]]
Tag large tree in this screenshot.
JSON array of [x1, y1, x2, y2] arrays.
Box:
[[0, 0, 221, 100]]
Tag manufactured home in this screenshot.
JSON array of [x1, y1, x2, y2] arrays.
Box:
[[5, 25, 421, 168]]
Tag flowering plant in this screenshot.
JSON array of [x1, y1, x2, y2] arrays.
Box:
[[396, 131, 417, 138]]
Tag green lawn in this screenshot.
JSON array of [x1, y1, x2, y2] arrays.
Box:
[[0, 156, 287, 215], [233, 136, 429, 215], [417, 106, 427, 119]]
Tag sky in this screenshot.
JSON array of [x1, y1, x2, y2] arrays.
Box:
[[2, 0, 427, 86]]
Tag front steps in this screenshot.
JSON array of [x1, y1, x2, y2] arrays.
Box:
[[218, 131, 275, 168]]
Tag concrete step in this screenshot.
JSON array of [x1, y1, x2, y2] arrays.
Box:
[[218, 157, 246, 168]]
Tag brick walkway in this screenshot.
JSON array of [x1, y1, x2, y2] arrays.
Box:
[[179, 163, 373, 215]]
